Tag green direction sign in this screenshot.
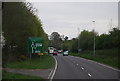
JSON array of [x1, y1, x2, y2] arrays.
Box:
[[28, 37, 44, 53]]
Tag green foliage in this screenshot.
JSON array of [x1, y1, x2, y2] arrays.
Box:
[[2, 2, 49, 64], [79, 30, 95, 50], [109, 28, 119, 48], [70, 48, 118, 68], [71, 38, 78, 52], [96, 34, 111, 49], [18, 55, 27, 61], [4, 54, 55, 69], [50, 32, 62, 49], [62, 40, 72, 51], [70, 28, 119, 52], [2, 71, 44, 79]]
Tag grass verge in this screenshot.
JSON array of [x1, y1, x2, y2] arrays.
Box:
[[4, 54, 55, 69], [2, 71, 44, 80], [70, 48, 119, 69]]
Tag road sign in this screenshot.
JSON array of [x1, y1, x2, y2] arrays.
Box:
[[28, 37, 44, 54]]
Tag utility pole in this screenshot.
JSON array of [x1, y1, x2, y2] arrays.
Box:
[[92, 21, 96, 56], [109, 18, 113, 30], [78, 28, 80, 54]]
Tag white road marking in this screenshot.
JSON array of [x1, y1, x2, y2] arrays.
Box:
[[77, 64, 79, 66], [78, 57, 120, 72], [88, 73, 92, 77], [81, 67, 84, 70], [49, 55, 58, 81], [48, 69, 53, 79]]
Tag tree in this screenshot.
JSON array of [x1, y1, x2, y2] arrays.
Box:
[[71, 38, 78, 52], [79, 30, 97, 50], [2, 2, 48, 63], [50, 32, 62, 49], [109, 27, 120, 48], [70, 30, 98, 52]]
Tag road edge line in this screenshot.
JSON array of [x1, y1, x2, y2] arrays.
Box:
[[48, 69, 53, 79], [49, 55, 58, 81]]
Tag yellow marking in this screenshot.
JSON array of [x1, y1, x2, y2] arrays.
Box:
[[38, 53, 44, 55]]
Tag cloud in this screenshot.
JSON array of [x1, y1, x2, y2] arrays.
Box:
[[30, 2, 118, 39]]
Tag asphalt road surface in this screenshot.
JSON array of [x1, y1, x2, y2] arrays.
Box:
[[53, 54, 119, 80]]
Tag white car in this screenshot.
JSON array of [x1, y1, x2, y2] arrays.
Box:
[[63, 51, 69, 56]]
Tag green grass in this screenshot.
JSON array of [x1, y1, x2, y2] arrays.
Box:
[[2, 71, 44, 80], [70, 48, 119, 69], [4, 54, 55, 69]]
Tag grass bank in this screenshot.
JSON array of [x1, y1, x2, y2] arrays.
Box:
[[70, 48, 119, 69], [4, 54, 55, 69], [2, 71, 44, 80]]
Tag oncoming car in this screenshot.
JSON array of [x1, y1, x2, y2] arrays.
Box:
[[63, 51, 69, 56]]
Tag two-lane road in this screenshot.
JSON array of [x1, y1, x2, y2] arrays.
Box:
[[52, 54, 119, 80]]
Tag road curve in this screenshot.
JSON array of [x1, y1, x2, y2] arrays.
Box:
[[52, 54, 119, 80]]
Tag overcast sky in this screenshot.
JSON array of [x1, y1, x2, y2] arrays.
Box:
[[26, 1, 118, 39]]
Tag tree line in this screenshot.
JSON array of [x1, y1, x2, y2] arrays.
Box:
[[71, 27, 119, 53], [2, 2, 48, 64], [49, 27, 119, 53]]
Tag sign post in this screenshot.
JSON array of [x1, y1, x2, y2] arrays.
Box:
[[28, 37, 44, 60]]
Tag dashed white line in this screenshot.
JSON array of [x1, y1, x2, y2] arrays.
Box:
[[88, 73, 92, 77], [79, 57, 120, 72], [81, 67, 84, 70]]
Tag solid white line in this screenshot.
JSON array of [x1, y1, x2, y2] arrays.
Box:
[[81, 67, 84, 70], [88, 73, 92, 77], [48, 69, 53, 79], [50, 56, 58, 81]]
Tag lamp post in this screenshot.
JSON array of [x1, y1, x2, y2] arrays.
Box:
[[78, 28, 80, 54], [92, 21, 96, 56]]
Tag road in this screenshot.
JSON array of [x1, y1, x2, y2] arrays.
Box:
[[52, 54, 119, 80]]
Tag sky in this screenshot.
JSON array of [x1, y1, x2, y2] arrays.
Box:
[[25, 1, 118, 39]]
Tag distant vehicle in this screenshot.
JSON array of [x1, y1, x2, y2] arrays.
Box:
[[53, 49, 58, 56], [63, 51, 69, 56], [48, 47, 54, 54], [58, 50, 62, 53]]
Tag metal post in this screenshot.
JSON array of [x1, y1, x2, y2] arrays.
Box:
[[93, 21, 96, 56], [78, 28, 80, 54]]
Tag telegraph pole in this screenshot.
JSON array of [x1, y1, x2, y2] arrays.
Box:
[[92, 21, 96, 56], [78, 28, 80, 54]]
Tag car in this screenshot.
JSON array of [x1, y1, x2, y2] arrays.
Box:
[[58, 50, 62, 53], [63, 51, 69, 56], [53, 50, 58, 56]]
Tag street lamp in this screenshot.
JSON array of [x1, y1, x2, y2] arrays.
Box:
[[92, 21, 96, 56], [78, 28, 80, 54]]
